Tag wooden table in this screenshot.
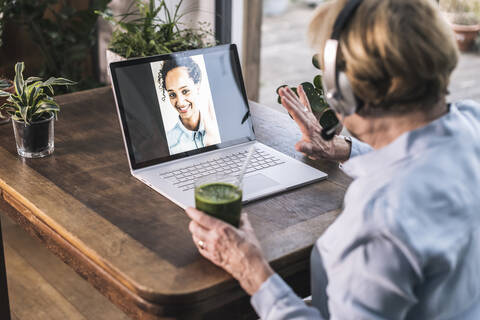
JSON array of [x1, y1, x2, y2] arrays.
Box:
[[0, 87, 350, 319]]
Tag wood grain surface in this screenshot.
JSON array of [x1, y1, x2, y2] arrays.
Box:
[[0, 87, 351, 318], [0, 209, 130, 320]]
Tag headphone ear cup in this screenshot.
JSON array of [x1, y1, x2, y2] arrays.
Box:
[[337, 72, 357, 116]]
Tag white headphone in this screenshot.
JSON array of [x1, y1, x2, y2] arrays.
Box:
[[321, 0, 364, 139]]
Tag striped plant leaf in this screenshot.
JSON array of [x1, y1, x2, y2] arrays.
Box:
[[14, 62, 25, 97], [19, 105, 28, 124], [0, 103, 14, 118], [26, 84, 41, 106], [31, 94, 52, 115], [34, 100, 60, 116], [44, 77, 76, 87], [25, 76, 43, 85], [0, 62, 75, 123]]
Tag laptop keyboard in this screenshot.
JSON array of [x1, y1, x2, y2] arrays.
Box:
[[159, 149, 285, 191]]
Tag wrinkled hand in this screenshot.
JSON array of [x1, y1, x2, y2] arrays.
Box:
[[186, 208, 274, 295], [279, 86, 350, 161]]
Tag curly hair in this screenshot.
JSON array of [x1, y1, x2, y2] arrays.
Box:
[[158, 57, 202, 101]]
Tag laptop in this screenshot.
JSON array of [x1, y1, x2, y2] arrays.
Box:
[[109, 44, 327, 209]]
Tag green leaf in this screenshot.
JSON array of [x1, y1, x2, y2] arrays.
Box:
[[276, 85, 288, 95], [26, 85, 39, 106], [25, 76, 43, 84], [0, 90, 10, 97], [300, 82, 328, 114], [19, 105, 28, 124], [0, 102, 15, 117], [32, 92, 48, 107], [14, 62, 25, 97], [312, 54, 321, 70], [35, 100, 60, 115], [20, 89, 28, 106], [313, 75, 323, 89], [319, 109, 339, 129], [9, 94, 23, 106], [44, 77, 76, 87]]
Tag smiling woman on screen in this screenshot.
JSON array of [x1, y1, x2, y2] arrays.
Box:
[[185, 0, 480, 319], [159, 57, 220, 155]]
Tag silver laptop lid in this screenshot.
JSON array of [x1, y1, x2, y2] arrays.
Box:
[[109, 44, 255, 171]]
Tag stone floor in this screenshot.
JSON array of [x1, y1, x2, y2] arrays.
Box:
[[259, 3, 480, 113]]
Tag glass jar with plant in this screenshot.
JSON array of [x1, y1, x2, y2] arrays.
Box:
[[96, 0, 215, 65], [276, 54, 340, 132], [0, 62, 76, 158]]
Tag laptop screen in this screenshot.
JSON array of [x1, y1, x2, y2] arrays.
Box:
[[110, 45, 255, 170]]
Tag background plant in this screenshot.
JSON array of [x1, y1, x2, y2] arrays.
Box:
[[0, 78, 10, 90], [276, 54, 339, 129], [0, 62, 75, 124], [0, 0, 7, 48], [440, 0, 480, 25], [1, 0, 111, 93], [96, 0, 215, 58]]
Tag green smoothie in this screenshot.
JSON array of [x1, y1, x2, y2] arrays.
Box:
[[195, 182, 242, 227]]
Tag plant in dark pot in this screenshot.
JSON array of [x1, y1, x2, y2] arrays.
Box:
[[440, 0, 480, 51], [0, 62, 76, 158], [276, 54, 340, 131], [0, 78, 14, 125], [96, 0, 215, 68]]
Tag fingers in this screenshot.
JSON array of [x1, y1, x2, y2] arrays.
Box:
[[239, 212, 253, 231], [295, 141, 318, 159], [185, 207, 227, 230], [279, 87, 309, 125], [297, 85, 312, 112], [192, 234, 218, 262], [189, 220, 209, 242]]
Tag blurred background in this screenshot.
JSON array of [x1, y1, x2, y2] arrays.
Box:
[[259, 0, 480, 112]]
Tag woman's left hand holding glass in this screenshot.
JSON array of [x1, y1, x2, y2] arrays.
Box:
[[185, 208, 274, 295]]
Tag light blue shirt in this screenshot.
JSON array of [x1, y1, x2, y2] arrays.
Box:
[[251, 100, 480, 319], [166, 117, 206, 155]]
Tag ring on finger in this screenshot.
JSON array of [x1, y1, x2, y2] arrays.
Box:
[[303, 106, 309, 112], [198, 240, 206, 250]]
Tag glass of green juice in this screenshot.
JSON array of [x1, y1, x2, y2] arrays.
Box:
[[194, 174, 243, 227]]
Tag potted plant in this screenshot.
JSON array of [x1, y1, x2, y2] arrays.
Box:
[[276, 54, 339, 130], [96, 0, 215, 70], [0, 78, 14, 125], [0, 62, 75, 158], [441, 0, 480, 51]]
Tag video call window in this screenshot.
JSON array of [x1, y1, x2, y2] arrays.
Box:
[[151, 55, 222, 156]]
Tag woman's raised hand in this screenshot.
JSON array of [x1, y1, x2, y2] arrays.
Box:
[[279, 85, 349, 161], [186, 208, 274, 295]]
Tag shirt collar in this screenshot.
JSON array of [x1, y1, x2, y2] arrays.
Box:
[[176, 114, 205, 138], [342, 103, 458, 179]]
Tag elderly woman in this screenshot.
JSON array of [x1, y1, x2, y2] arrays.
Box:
[[186, 0, 480, 318]]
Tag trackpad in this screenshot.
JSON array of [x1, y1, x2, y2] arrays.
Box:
[[243, 173, 280, 195]]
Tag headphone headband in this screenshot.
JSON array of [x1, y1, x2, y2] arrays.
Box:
[[331, 0, 364, 40], [320, 0, 364, 140]]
